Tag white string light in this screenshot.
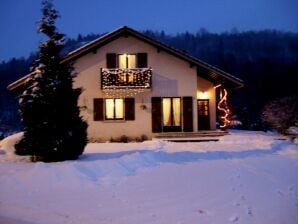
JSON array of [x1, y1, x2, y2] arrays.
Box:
[[217, 88, 231, 129], [101, 68, 152, 97]]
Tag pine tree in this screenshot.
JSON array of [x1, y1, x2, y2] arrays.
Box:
[[15, 0, 87, 162]]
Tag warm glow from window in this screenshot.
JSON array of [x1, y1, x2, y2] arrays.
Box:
[[162, 98, 181, 126], [198, 91, 208, 99], [127, 55, 136, 68], [118, 54, 136, 68], [118, 55, 127, 69], [163, 98, 171, 126], [115, 99, 124, 119], [105, 99, 115, 119], [172, 98, 181, 126], [105, 98, 124, 119]]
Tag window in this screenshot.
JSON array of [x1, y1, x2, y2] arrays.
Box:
[[105, 98, 124, 120], [118, 54, 136, 83], [94, 98, 135, 121], [151, 97, 193, 133], [162, 98, 181, 127], [106, 53, 147, 68], [118, 54, 136, 68], [197, 99, 210, 130], [198, 100, 209, 116]]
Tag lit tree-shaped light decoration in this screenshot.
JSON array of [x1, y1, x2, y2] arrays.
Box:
[[217, 88, 231, 129]]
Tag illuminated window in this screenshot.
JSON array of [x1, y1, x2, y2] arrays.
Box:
[[118, 54, 136, 83], [162, 98, 181, 127], [198, 100, 209, 116], [105, 98, 124, 120], [118, 54, 136, 68]]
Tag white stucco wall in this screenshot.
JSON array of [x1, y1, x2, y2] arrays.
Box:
[[72, 35, 216, 141]]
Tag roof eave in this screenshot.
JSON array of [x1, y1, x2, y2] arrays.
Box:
[[8, 26, 244, 91]]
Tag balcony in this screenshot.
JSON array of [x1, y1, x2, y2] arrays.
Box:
[[101, 68, 152, 89]]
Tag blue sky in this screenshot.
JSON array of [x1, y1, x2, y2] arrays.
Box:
[[0, 0, 297, 62]]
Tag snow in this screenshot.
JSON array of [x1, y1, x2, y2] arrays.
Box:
[[0, 130, 298, 224]]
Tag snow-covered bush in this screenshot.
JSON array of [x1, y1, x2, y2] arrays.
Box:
[[262, 96, 298, 134]]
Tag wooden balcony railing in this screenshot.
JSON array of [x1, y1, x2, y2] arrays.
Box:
[[101, 68, 152, 89]]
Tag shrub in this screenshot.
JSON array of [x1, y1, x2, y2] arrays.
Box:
[[262, 96, 298, 134], [120, 135, 129, 143]]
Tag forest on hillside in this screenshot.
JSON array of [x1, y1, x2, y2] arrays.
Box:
[[0, 29, 297, 134]]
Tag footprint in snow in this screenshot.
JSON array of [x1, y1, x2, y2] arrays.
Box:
[[233, 202, 241, 207], [197, 209, 208, 215], [247, 207, 253, 217], [229, 214, 239, 222], [241, 195, 246, 201], [150, 213, 157, 218], [277, 190, 284, 197]]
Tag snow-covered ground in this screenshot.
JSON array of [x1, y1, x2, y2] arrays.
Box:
[[0, 130, 298, 224]]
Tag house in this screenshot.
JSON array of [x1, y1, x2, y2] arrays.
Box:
[[8, 26, 243, 141]]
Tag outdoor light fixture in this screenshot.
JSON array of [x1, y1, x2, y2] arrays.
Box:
[[198, 91, 208, 99]]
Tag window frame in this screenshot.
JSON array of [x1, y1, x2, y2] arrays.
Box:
[[104, 98, 125, 120], [162, 97, 182, 128], [118, 54, 137, 69]]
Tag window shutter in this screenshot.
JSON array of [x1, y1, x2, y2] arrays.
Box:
[[93, 98, 104, 121], [183, 97, 193, 132], [151, 97, 162, 133], [106, 53, 117, 68], [125, 98, 135, 120], [137, 53, 148, 68]]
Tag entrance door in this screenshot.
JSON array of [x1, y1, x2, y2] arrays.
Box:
[[197, 99, 210, 130], [162, 98, 181, 132]]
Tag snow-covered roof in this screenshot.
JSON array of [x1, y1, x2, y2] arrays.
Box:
[[7, 26, 243, 90]]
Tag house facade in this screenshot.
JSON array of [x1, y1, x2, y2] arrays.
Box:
[[8, 26, 243, 141]]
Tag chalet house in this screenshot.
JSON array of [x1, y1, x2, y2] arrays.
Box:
[[8, 26, 243, 141]]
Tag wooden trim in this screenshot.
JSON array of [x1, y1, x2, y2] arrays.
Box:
[[106, 53, 117, 68], [93, 98, 104, 121], [197, 99, 210, 130], [137, 53, 148, 68], [7, 26, 243, 91], [183, 97, 193, 132], [151, 97, 162, 133], [125, 98, 135, 120]]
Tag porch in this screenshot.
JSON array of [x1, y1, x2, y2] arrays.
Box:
[[153, 130, 229, 142]]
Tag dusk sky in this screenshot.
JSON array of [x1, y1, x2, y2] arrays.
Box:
[[0, 0, 297, 62]]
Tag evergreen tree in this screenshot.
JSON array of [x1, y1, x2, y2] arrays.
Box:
[[15, 0, 87, 162]]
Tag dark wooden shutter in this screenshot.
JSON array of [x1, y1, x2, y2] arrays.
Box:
[[93, 98, 104, 121], [151, 97, 162, 133], [106, 53, 117, 68], [125, 98, 135, 120], [137, 53, 148, 68], [183, 97, 193, 132]]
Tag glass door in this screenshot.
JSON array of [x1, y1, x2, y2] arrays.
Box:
[[162, 98, 181, 132], [197, 99, 210, 130]]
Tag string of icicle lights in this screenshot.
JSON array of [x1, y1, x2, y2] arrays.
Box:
[[101, 68, 152, 97]]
